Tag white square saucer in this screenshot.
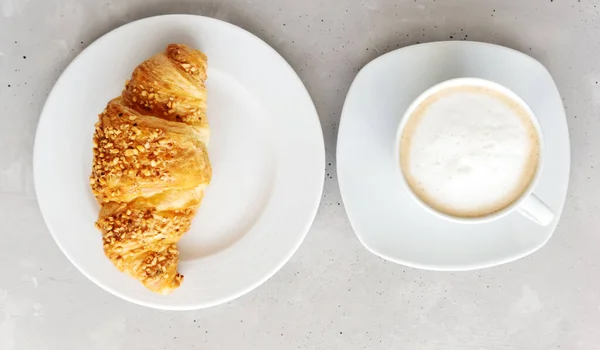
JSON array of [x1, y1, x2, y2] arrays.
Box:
[[337, 41, 570, 271]]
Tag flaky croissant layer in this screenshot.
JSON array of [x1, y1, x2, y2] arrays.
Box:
[[91, 44, 211, 294]]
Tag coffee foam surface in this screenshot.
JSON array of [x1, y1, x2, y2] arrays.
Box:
[[400, 85, 540, 217]]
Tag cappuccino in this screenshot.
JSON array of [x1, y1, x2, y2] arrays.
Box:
[[399, 85, 540, 218]]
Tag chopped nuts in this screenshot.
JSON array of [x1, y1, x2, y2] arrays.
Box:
[[90, 116, 179, 201], [90, 44, 209, 292], [97, 206, 192, 284]]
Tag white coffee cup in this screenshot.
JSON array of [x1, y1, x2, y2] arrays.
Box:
[[395, 78, 554, 226]]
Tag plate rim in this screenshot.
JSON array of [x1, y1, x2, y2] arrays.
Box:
[[337, 40, 571, 271], [33, 14, 325, 310]]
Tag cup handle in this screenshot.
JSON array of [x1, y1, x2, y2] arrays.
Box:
[[517, 193, 554, 226]]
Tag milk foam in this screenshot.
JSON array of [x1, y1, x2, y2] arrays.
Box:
[[400, 85, 540, 218]]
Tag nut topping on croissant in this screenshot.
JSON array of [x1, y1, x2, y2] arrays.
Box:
[[90, 44, 211, 294]]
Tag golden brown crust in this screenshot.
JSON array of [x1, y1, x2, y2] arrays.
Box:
[[121, 44, 208, 130], [90, 98, 210, 204], [90, 44, 210, 294]]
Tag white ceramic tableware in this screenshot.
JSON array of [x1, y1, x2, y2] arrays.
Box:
[[394, 77, 554, 226], [34, 15, 325, 309], [338, 41, 569, 271]]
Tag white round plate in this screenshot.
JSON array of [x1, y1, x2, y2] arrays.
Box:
[[338, 41, 570, 271], [34, 15, 324, 309]]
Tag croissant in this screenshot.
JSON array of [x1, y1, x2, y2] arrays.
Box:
[[90, 44, 211, 294]]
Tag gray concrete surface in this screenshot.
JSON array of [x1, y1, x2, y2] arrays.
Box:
[[1, 0, 599, 349]]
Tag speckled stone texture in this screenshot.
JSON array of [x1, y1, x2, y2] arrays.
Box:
[[1, 0, 600, 349]]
